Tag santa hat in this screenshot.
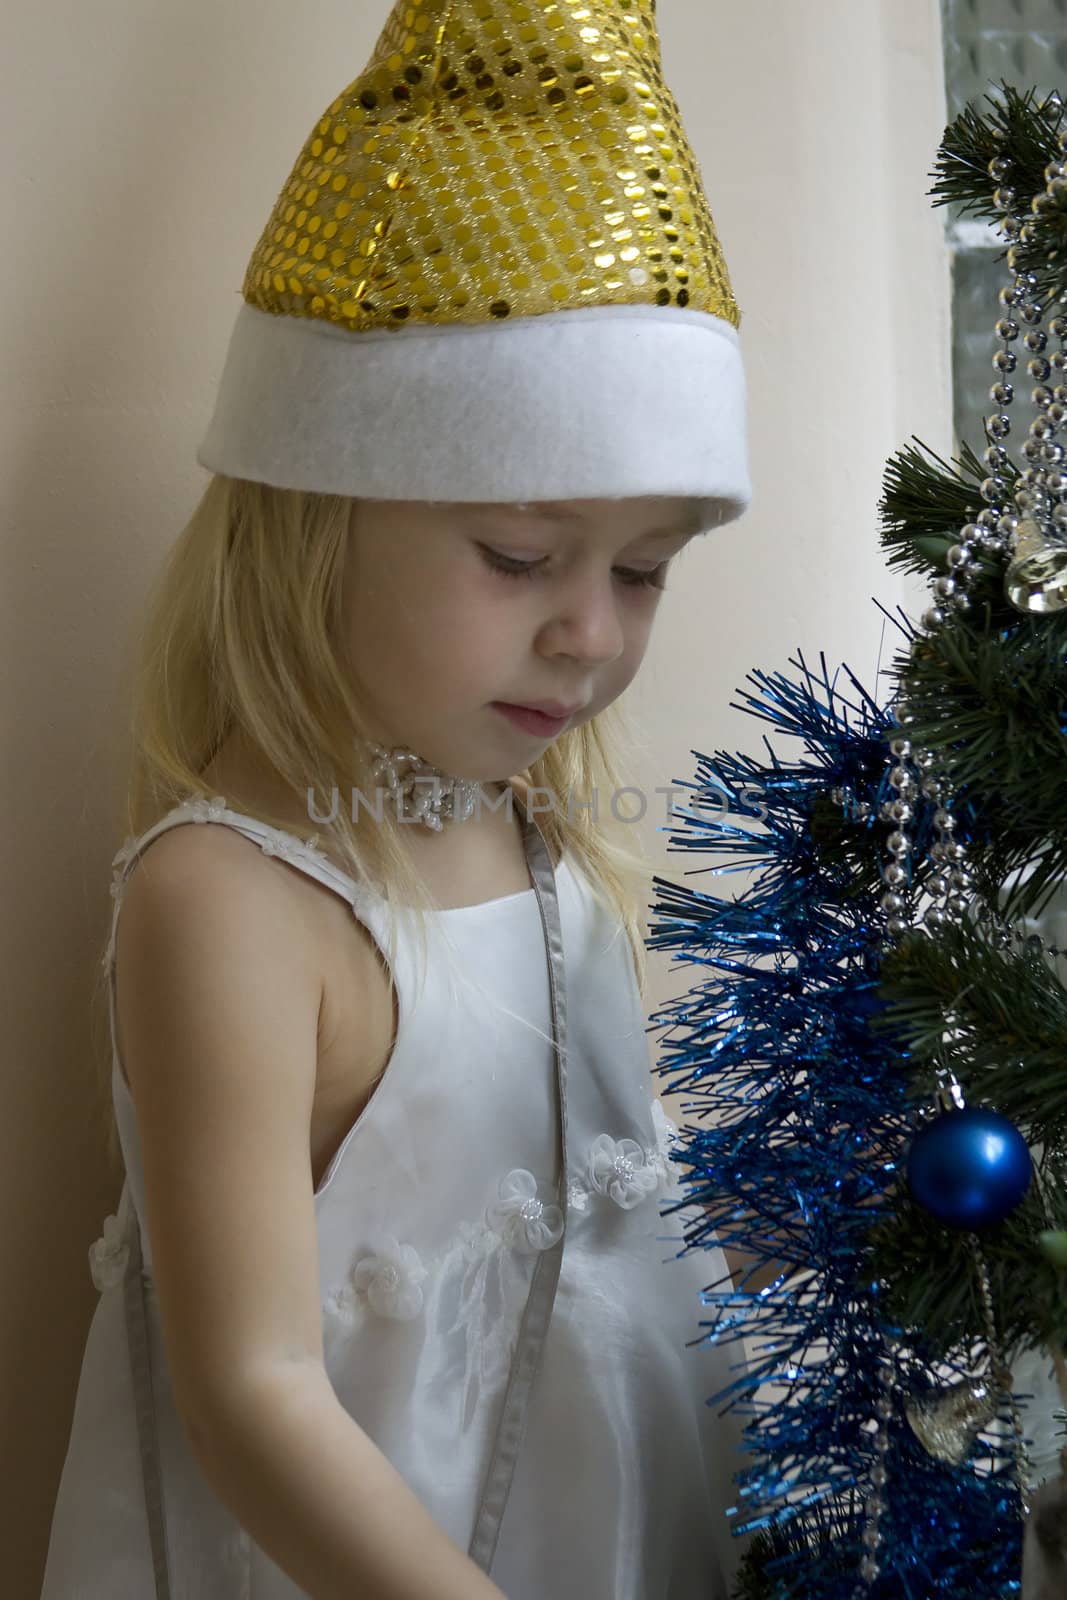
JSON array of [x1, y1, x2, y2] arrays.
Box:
[[197, 0, 751, 532]]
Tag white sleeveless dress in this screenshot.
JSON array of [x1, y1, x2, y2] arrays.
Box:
[[41, 794, 747, 1599]]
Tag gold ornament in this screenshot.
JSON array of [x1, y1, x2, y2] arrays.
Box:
[[905, 1376, 1000, 1466], [1005, 517, 1067, 614], [242, 0, 740, 335]]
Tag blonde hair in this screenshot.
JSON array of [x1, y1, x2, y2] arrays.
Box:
[[92, 474, 657, 1175]]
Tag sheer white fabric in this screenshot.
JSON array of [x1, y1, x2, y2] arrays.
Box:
[[42, 801, 747, 1598]]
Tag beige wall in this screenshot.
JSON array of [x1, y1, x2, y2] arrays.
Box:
[[640, 0, 947, 1042], [4, 2, 947, 1592]]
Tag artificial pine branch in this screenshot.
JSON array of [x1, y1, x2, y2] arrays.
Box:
[[883, 613, 1067, 922], [648, 650, 1026, 1594], [867, 1175, 1067, 1360], [871, 921, 1067, 1142], [929, 83, 1067, 306], [930, 83, 1064, 217], [654, 81, 1067, 1598], [878, 438, 1014, 581]]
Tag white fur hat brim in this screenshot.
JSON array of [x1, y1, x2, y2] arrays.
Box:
[[196, 300, 751, 532]]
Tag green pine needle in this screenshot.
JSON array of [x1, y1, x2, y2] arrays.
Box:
[[873, 922, 1067, 1143], [879, 437, 1013, 584], [929, 82, 1067, 306]]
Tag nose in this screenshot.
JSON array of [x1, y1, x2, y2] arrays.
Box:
[[538, 565, 626, 668]]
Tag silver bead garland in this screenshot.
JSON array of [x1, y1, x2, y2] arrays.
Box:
[[902, 118, 1067, 623], [960, 119, 1067, 620], [848, 1343, 896, 1595], [845, 108, 1067, 1587], [969, 1231, 1032, 1496]]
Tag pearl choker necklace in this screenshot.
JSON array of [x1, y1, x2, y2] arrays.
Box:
[[366, 741, 488, 832]]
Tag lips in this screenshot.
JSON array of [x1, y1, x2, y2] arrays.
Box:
[[493, 702, 579, 737], [509, 700, 585, 717]]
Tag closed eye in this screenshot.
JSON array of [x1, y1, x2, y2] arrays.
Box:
[[476, 544, 669, 591]]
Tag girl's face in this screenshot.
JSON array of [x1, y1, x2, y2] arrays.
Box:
[[340, 497, 703, 781]]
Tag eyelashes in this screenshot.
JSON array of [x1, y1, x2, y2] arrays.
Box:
[[476, 544, 669, 592]]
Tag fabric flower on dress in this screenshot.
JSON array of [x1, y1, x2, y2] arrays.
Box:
[[111, 835, 139, 869], [89, 1211, 130, 1292], [110, 836, 140, 874], [109, 835, 141, 902], [351, 1236, 427, 1320], [258, 827, 327, 867], [184, 794, 230, 824], [109, 797, 228, 904], [486, 1169, 565, 1254], [587, 1133, 661, 1210], [323, 1280, 366, 1332], [646, 1097, 683, 1190]]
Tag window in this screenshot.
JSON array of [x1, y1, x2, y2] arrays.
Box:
[[941, 1, 1067, 443]]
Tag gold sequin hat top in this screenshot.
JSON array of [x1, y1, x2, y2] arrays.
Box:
[[197, 0, 751, 531]]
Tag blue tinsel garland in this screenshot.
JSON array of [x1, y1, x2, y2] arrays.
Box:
[[647, 648, 1023, 1598]]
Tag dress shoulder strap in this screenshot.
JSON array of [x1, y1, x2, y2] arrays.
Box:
[[107, 794, 368, 923], [102, 794, 377, 1098], [102, 793, 376, 1013]]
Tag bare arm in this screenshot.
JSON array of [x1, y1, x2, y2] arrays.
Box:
[[116, 824, 505, 1600], [189, 1363, 506, 1600]]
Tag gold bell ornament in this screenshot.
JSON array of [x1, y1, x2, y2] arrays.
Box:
[[904, 1376, 1001, 1468], [196, 0, 751, 529]]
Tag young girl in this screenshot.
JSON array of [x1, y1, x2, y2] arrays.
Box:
[[41, 3, 752, 1596]]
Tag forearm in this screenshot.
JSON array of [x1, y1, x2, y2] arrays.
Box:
[[183, 1362, 507, 1600]]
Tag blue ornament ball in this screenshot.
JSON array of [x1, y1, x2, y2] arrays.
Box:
[[906, 1107, 1032, 1229]]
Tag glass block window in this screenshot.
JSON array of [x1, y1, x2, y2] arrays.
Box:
[[941, 0, 1067, 444]]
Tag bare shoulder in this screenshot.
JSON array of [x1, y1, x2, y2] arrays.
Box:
[[114, 817, 337, 1086], [112, 818, 333, 1429], [121, 814, 316, 897]]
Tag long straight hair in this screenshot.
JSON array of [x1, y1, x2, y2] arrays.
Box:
[[92, 474, 657, 1172]]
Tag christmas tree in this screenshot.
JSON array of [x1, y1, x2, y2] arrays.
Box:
[[649, 86, 1067, 1599]]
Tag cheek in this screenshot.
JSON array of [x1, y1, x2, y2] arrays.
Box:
[[571, 623, 654, 727], [373, 562, 510, 688], [617, 605, 657, 667], [342, 558, 445, 691], [437, 601, 516, 686], [616, 636, 651, 691], [609, 611, 659, 692]]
